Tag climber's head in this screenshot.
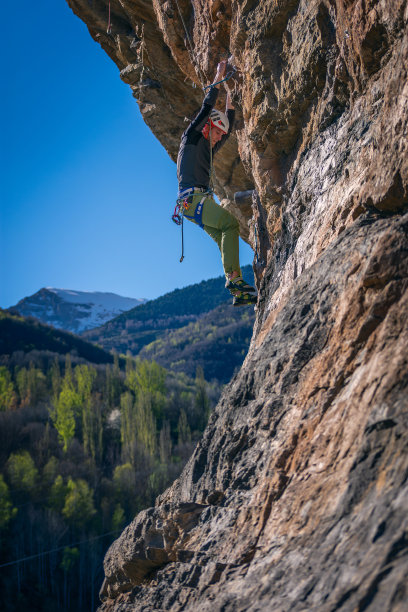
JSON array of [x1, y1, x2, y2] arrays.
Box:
[[202, 109, 229, 145]]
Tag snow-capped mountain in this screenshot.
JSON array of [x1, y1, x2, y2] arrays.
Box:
[[12, 288, 147, 333]]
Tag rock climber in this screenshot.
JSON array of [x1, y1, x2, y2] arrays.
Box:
[[176, 60, 257, 306]]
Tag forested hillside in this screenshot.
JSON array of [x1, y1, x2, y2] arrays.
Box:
[[0, 315, 220, 611], [84, 266, 255, 382], [0, 311, 115, 365], [139, 302, 255, 382]]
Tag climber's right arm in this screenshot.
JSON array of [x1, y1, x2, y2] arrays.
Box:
[[187, 61, 227, 133], [189, 87, 219, 133]]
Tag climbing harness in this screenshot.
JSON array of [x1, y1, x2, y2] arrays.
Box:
[[182, 195, 206, 228], [172, 189, 211, 261], [107, 1, 112, 34], [193, 196, 205, 228]]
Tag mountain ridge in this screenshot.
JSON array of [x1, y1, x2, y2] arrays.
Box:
[[12, 287, 146, 334]]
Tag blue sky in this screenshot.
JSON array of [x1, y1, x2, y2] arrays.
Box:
[[0, 1, 253, 308]]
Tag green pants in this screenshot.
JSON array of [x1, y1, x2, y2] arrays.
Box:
[[184, 194, 242, 277]]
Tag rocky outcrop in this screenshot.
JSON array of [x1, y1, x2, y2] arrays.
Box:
[[66, 0, 408, 609]]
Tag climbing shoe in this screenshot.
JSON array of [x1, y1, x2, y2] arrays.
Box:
[[232, 292, 257, 307], [226, 276, 256, 295]]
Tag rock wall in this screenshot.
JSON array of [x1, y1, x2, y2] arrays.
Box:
[[66, 1, 408, 609]]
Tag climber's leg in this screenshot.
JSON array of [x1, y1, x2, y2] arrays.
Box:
[[200, 196, 241, 278], [183, 194, 255, 304]]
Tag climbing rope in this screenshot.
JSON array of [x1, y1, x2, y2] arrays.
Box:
[[253, 216, 265, 266], [107, 1, 112, 34], [180, 214, 185, 262], [172, 196, 189, 263], [173, 0, 207, 88], [254, 221, 260, 264], [137, 24, 178, 114], [173, 0, 236, 92], [209, 123, 214, 191], [138, 23, 145, 99]]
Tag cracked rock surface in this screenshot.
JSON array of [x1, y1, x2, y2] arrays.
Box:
[[66, 0, 408, 609]]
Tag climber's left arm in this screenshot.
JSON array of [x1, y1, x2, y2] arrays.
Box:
[[225, 90, 234, 111], [214, 91, 235, 153]]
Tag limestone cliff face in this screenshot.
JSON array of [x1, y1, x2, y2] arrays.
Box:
[[67, 1, 407, 609]]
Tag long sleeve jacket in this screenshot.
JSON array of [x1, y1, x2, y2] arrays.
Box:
[[177, 87, 235, 191]]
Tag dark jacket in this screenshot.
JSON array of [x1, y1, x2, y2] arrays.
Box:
[[177, 87, 235, 191]]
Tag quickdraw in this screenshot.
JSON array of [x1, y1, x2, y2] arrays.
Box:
[[172, 198, 189, 226], [172, 198, 189, 263], [203, 69, 236, 92]]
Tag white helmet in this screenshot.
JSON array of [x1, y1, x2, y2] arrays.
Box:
[[209, 109, 229, 134]]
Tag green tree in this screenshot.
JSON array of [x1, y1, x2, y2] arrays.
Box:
[[125, 368, 139, 397], [113, 463, 137, 515], [120, 392, 136, 464], [113, 463, 135, 492], [75, 365, 101, 460], [48, 475, 67, 512], [148, 463, 168, 498], [178, 409, 191, 445], [113, 352, 121, 379], [28, 362, 46, 403], [105, 364, 113, 407], [125, 353, 136, 379], [75, 364, 96, 404], [82, 397, 103, 461], [16, 366, 29, 405], [0, 366, 16, 410], [64, 354, 73, 386], [0, 475, 17, 529], [43, 456, 59, 488], [135, 391, 157, 458], [111, 503, 126, 532], [135, 360, 166, 396], [126, 360, 166, 420], [105, 355, 122, 409], [50, 382, 77, 451], [7, 450, 39, 495], [159, 421, 172, 463], [60, 547, 79, 573], [50, 357, 61, 403], [15, 363, 46, 405], [194, 366, 210, 431], [62, 478, 96, 529]]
